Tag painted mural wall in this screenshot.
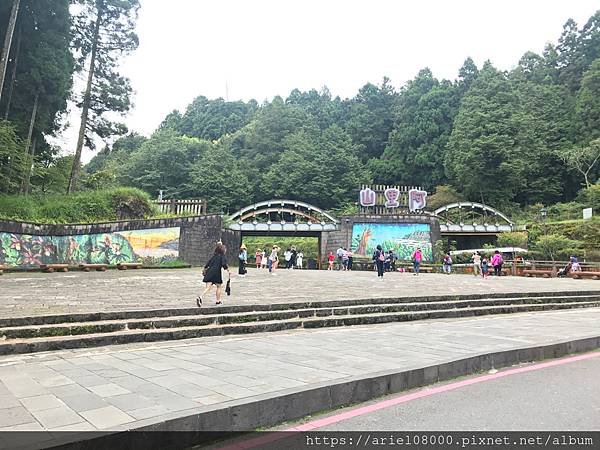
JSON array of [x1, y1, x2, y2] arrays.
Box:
[[351, 223, 433, 262], [0, 228, 180, 268]]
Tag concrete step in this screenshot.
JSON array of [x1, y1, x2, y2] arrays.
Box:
[[2, 295, 600, 340], [2, 290, 599, 329], [0, 300, 599, 355]]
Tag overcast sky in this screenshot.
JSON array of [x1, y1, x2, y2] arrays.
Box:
[[61, 0, 600, 163]]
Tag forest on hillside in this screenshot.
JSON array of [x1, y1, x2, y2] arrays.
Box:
[[0, 2, 599, 218], [86, 10, 600, 214], [0, 0, 138, 195]]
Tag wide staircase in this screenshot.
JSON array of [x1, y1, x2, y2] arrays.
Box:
[[1, 291, 599, 355]]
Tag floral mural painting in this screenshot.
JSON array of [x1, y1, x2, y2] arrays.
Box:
[[0, 227, 180, 268], [351, 223, 433, 262]]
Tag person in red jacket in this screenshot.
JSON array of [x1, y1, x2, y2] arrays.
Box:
[[327, 251, 335, 270]]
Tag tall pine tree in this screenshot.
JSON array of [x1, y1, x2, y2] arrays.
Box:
[[67, 0, 139, 193]]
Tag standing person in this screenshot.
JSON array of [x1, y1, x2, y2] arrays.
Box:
[[327, 251, 335, 270], [373, 244, 385, 280], [238, 244, 248, 277], [341, 247, 349, 270], [296, 251, 304, 269], [260, 249, 268, 269], [481, 257, 490, 278], [197, 243, 230, 307], [384, 251, 392, 272], [491, 250, 504, 276], [336, 246, 344, 270], [290, 246, 298, 269], [472, 252, 482, 276], [284, 248, 292, 269], [268, 245, 279, 275], [347, 249, 353, 271], [255, 249, 262, 269], [570, 255, 581, 272], [443, 253, 453, 274], [411, 247, 423, 276]]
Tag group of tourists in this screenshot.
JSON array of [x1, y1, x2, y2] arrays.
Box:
[[373, 246, 423, 279], [470, 250, 503, 278], [253, 246, 304, 271], [327, 247, 354, 270]]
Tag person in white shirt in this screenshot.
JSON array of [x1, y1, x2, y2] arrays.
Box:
[[472, 252, 482, 276], [296, 252, 304, 269]]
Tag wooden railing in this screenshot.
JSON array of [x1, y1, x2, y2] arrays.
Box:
[[152, 199, 207, 216]]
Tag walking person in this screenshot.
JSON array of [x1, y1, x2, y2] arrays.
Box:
[[472, 252, 482, 276], [373, 244, 385, 280], [347, 250, 353, 271], [238, 244, 248, 277], [268, 245, 279, 275], [255, 248, 262, 269], [411, 247, 423, 275], [197, 243, 230, 307], [327, 251, 335, 270], [491, 250, 504, 276], [442, 253, 453, 274], [481, 257, 490, 278]]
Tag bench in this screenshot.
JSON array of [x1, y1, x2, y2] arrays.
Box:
[[569, 271, 600, 280], [79, 264, 108, 272], [349, 259, 374, 271], [117, 263, 143, 270], [39, 264, 69, 273], [523, 269, 553, 278], [406, 266, 434, 273]]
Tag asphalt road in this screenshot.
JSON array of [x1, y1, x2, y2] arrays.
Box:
[[312, 356, 600, 431], [204, 354, 600, 450]]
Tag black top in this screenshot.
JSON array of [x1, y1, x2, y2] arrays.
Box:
[[203, 254, 228, 284]]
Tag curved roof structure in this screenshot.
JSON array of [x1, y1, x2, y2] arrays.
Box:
[[228, 199, 339, 232]]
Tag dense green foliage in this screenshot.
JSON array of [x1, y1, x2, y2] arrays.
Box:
[[0, 187, 156, 223], [241, 237, 319, 262], [0, 0, 73, 194], [83, 11, 600, 214]]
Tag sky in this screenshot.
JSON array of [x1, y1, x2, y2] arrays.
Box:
[[57, 0, 600, 163]]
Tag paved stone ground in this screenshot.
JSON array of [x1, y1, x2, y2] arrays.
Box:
[[0, 307, 598, 434], [2, 268, 600, 318]]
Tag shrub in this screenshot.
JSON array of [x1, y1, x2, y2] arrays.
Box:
[[0, 187, 158, 223]]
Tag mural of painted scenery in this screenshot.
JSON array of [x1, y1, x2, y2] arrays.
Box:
[[0, 228, 180, 268], [351, 223, 433, 262]]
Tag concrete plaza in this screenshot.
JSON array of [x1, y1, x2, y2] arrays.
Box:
[[2, 267, 600, 319], [0, 307, 598, 438]]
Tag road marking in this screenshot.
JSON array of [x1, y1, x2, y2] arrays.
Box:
[[216, 350, 600, 449]]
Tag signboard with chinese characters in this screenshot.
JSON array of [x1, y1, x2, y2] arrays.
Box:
[[358, 185, 427, 214], [408, 189, 427, 212]]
